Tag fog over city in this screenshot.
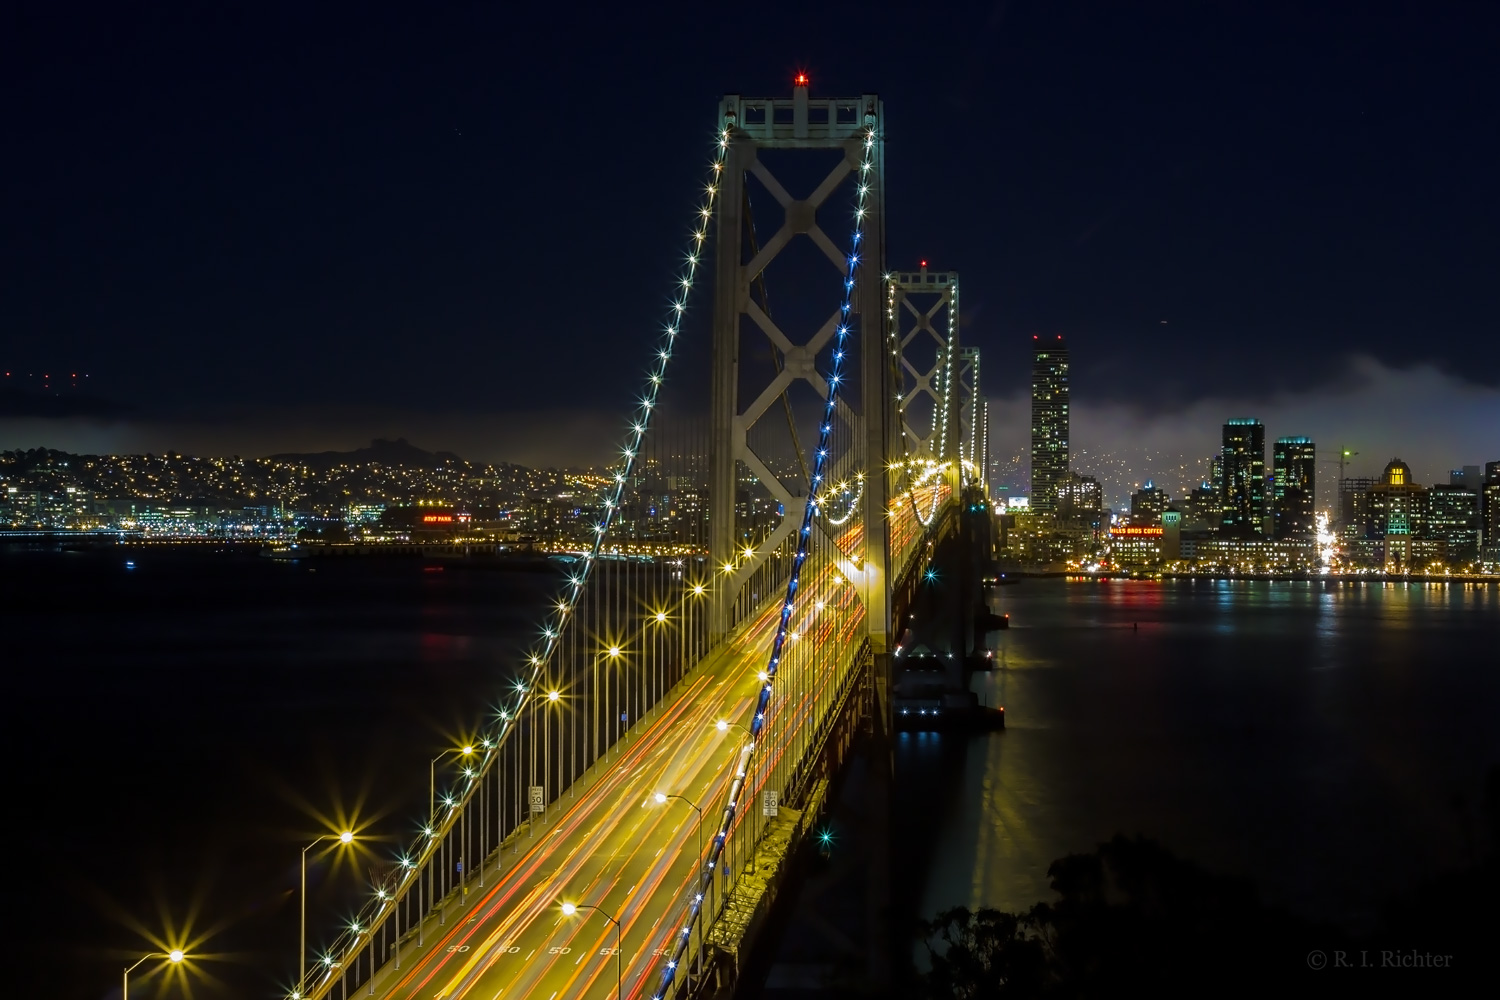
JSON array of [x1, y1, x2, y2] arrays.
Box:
[[990, 354, 1500, 511], [5, 354, 1495, 497]]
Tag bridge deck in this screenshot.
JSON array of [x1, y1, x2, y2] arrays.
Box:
[[349, 569, 867, 1000]]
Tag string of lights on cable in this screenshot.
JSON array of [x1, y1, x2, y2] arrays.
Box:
[[286, 126, 732, 1000], [648, 111, 881, 1000]]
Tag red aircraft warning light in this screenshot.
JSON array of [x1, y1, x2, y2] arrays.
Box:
[[794, 73, 809, 87], [920, 259, 928, 267]]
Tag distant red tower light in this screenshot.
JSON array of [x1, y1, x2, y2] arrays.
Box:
[[794, 73, 809, 87], [919, 259, 927, 267]]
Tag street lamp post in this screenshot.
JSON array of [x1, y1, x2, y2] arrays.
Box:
[[717, 718, 758, 871], [497, 710, 512, 853], [654, 792, 704, 988], [560, 901, 622, 1000], [460, 769, 473, 904], [651, 611, 669, 717], [300, 831, 353, 996], [545, 689, 561, 822], [478, 738, 491, 888], [429, 745, 474, 922], [123, 950, 184, 1000]]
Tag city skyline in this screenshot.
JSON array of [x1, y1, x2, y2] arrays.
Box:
[[4, 3, 1498, 468]]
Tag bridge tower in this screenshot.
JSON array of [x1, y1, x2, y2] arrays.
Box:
[[887, 265, 961, 466], [884, 265, 963, 585], [959, 347, 983, 479], [708, 81, 891, 653]]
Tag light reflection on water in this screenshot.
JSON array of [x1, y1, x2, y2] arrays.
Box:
[[895, 578, 1500, 933]]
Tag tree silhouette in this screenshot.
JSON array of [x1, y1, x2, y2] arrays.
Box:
[[917, 834, 1337, 998]]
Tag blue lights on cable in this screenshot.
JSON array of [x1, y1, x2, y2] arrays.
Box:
[[650, 113, 880, 1000]]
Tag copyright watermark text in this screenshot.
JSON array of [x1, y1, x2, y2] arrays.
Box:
[[1307, 949, 1453, 970]]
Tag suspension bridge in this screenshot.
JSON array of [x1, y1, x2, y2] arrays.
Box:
[[287, 79, 995, 1000]]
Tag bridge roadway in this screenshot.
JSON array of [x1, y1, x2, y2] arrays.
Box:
[[356, 557, 867, 1000]]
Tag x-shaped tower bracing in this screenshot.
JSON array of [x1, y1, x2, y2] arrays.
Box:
[[958, 347, 985, 487], [709, 85, 892, 651], [888, 266, 962, 498]]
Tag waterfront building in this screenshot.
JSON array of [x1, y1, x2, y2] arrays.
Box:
[[1364, 458, 1428, 539], [1426, 485, 1481, 564], [1108, 523, 1162, 568], [1161, 509, 1183, 561], [1191, 536, 1317, 572], [1272, 436, 1316, 539], [1383, 509, 1413, 572], [1029, 336, 1070, 514], [1220, 419, 1266, 538]]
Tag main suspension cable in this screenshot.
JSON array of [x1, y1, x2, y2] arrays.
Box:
[[290, 124, 733, 1000], [648, 112, 880, 1000]]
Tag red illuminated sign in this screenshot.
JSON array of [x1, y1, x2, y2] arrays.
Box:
[[422, 514, 453, 523], [1110, 525, 1163, 537]]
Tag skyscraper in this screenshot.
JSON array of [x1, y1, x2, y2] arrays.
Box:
[[1220, 419, 1265, 537], [1029, 335, 1069, 514], [1272, 436, 1316, 538]]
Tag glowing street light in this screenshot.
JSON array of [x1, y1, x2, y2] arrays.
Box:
[[426, 744, 476, 920], [123, 950, 185, 1000], [431, 745, 477, 819], [560, 900, 623, 999], [299, 831, 355, 994], [715, 719, 753, 744], [652, 791, 705, 987]]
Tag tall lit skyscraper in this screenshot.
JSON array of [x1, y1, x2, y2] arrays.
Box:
[[1220, 418, 1265, 537], [1272, 436, 1316, 538], [1029, 335, 1069, 513]]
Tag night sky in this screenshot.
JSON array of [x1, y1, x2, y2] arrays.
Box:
[[4, 1, 1497, 484]]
